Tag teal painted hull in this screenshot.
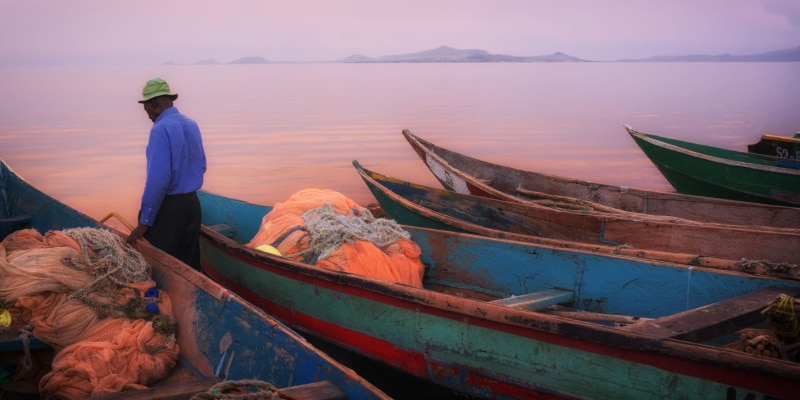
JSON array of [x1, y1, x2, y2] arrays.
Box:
[[627, 125, 800, 206], [0, 157, 388, 400], [197, 189, 800, 399]]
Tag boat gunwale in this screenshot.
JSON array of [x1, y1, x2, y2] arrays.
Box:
[[361, 161, 800, 234]]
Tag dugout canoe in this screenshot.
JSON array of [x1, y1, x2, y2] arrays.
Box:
[[0, 156, 388, 400], [402, 129, 800, 228], [197, 187, 800, 399], [354, 160, 800, 270], [626, 125, 800, 207]]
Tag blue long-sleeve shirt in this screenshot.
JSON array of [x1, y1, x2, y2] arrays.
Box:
[[139, 107, 206, 226]]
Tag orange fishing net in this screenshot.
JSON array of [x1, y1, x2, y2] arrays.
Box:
[[247, 188, 424, 287], [0, 228, 179, 399]]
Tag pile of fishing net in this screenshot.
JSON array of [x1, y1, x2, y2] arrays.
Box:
[[0, 227, 179, 399], [247, 188, 425, 287]]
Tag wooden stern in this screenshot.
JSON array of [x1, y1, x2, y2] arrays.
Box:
[[620, 287, 798, 342]]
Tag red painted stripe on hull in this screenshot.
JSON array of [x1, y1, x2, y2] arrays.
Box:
[[202, 243, 797, 398], [426, 361, 582, 400]]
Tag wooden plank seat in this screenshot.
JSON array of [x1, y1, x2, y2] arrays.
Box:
[[620, 287, 799, 342], [489, 288, 574, 311], [90, 379, 346, 400], [540, 305, 653, 325]]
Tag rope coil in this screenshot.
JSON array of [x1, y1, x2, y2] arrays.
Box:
[[286, 203, 410, 262], [763, 294, 799, 338]]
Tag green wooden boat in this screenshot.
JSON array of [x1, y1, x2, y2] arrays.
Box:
[[626, 125, 800, 206]]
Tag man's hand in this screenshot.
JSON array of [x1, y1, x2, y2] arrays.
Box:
[[127, 224, 149, 246]]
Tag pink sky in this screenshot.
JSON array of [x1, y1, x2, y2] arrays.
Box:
[[1, 0, 799, 65]]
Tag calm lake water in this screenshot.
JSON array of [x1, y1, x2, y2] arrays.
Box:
[[1, 62, 799, 228], [1, 62, 799, 398]]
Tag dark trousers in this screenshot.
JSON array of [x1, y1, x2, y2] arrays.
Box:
[[143, 192, 202, 271]]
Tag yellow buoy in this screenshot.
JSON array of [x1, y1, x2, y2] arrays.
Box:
[[0, 307, 12, 328], [255, 244, 282, 256]]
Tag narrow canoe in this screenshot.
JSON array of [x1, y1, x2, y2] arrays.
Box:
[[747, 133, 800, 160], [402, 129, 800, 228], [627, 125, 800, 206], [197, 187, 800, 399], [354, 160, 800, 269], [0, 156, 389, 400]]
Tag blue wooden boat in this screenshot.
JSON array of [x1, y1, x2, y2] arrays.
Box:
[[196, 186, 800, 399], [0, 156, 389, 400], [627, 125, 800, 206], [353, 161, 800, 269]]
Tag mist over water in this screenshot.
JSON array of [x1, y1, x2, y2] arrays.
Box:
[[1, 62, 798, 227]]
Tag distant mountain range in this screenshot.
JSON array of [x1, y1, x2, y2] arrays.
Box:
[[340, 46, 585, 63], [189, 45, 800, 65]]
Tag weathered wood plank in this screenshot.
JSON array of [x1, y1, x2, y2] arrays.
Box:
[[541, 305, 653, 325], [280, 381, 347, 400], [489, 288, 573, 310], [87, 379, 346, 400], [89, 378, 220, 400], [621, 287, 798, 342]]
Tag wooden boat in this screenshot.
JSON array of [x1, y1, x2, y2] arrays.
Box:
[[197, 188, 800, 399], [0, 157, 389, 400], [626, 125, 800, 207], [748, 133, 800, 159], [401, 129, 800, 228], [354, 160, 800, 269]]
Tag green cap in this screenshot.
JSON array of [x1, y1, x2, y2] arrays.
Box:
[[138, 78, 178, 103]]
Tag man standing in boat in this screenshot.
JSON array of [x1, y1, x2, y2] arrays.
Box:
[[127, 78, 207, 271]]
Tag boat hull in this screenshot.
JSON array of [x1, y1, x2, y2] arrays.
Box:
[[627, 126, 800, 206], [354, 161, 800, 267], [0, 157, 387, 400], [197, 189, 800, 399], [402, 129, 800, 228]]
